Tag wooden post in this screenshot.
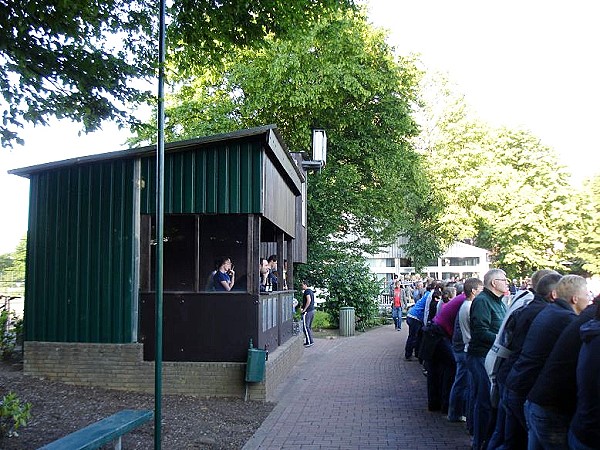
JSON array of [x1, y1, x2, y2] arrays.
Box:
[[277, 231, 284, 344], [247, 215, 260, 294], [287, 239, 294, 290]]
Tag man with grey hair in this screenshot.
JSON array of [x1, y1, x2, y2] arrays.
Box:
[[486, 269, 559, 392], [509, 275, 589, 450], [509, 275, 590, 448], [534, 293, 600, 450], [467, 268, 508, 450], [487, 271, 561, 450]]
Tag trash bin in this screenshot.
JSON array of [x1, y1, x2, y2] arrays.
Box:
[[339, 307, 355, 337], [245, 340, 267, 382]]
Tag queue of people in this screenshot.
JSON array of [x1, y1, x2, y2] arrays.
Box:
[[402, 268, 599, 450]]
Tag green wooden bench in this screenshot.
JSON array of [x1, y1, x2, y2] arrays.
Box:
[[38, 409, 153, 450]]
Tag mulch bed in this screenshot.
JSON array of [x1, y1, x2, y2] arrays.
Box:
[[0, 359, 273, 449]]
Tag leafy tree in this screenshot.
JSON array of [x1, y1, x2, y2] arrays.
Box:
[[415, 73, 577, 278], [483, 128, 575, 276], [1, 0, 357, 147], [0, 237, 26, 282], [135, 10, 447, 275], [414, 73, 501, 242], [1, 0, 154, 147], [0, 255, 11, 275], [168, 0, 357, 73], [575, 175, 600, 275]]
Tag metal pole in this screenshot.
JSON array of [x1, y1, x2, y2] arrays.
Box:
[[154, 0, 166, 447]]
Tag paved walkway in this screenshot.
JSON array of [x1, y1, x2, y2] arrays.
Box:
[[244, 324, 471, 449]]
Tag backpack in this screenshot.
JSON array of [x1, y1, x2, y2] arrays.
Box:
[[418, 323, 445, 361]]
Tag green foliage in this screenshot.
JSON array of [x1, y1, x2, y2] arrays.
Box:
[[0, 310, 19, 360], [377, 310, 393, 326], [0, 237, 26, 282], [319, 259, 381, 331], [415, 73, 580, 278], [168, 0, 357, 74], [479, 128, 575, 277], [0, 392, 31, 438], [311, 310, 333, 330], [136, 9, 445, 273], [575, 175, 600, 275], [1, 0, 358, 147], [0, 0, 155, 147]]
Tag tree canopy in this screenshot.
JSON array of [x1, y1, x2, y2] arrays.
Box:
[[133, 9, 447, 279], [0, 0, 356, 147], [575, 175, 600, 275], [7, 0, 599, 280], [415, 73, 583, 277], [1, 0, 154, 146], [0, 236, 26, 282]]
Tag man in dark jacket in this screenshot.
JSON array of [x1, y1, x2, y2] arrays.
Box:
[[526, 294, 599, 449], [467, 268, 508, 450], [506, 275, 589, 450], [487, 272, 561, 450], [300, 281, 315, 347], [569, 301, 600, 450]]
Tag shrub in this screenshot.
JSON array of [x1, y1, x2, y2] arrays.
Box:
[[311, 310, 332, 330], [322, 259, 381, 331], [0, 310, 17, 360], [0, 392, 31, 438]]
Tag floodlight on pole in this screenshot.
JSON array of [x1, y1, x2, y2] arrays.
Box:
[[302, 129, 327, 171]]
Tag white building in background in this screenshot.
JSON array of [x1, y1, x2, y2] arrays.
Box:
[[367, 238, 491, 284]]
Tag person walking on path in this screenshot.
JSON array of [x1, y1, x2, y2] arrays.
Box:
[[300, 281, 315, 347], [392, 281, 403, 330]]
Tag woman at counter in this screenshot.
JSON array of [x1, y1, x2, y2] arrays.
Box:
[[213, 257, 235, 291]]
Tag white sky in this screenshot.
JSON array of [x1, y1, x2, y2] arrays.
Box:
[[1, 0, 599, 254], [366, 0, 600, 180]]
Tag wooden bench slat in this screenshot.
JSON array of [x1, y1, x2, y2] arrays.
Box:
[[39, 409, 153, 450]]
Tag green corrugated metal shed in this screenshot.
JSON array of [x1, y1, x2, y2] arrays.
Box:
[[139, 139, 263, 214], [9, 125, 304, 344], [24, 160, 137, 342]]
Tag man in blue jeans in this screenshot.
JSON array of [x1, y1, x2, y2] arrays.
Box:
[[300, 281, 315, 347], [448, 277, 483, 423], [405, 286, 431, 360], [467, 269, 507, 450], [391, 281, 403, 330], [512, 275, 590, 449], [486, 271, 560, 450]]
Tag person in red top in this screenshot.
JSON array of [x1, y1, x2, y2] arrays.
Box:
[[392, 281, 403, 330]]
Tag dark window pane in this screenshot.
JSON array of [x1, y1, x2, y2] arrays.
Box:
[[148, 215, 197, 292], [199, 215, 248, 292]]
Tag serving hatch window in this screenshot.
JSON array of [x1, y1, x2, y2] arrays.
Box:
[[140, 214, 248, 293]]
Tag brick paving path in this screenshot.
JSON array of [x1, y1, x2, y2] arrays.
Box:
[[244, 324, 471, 449]]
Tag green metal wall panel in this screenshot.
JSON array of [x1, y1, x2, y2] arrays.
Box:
[[24, 160, 136, 343], [140, 140, 263, 214]]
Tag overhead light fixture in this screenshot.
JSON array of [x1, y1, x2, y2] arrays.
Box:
[[302, 129, 327, 171]]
